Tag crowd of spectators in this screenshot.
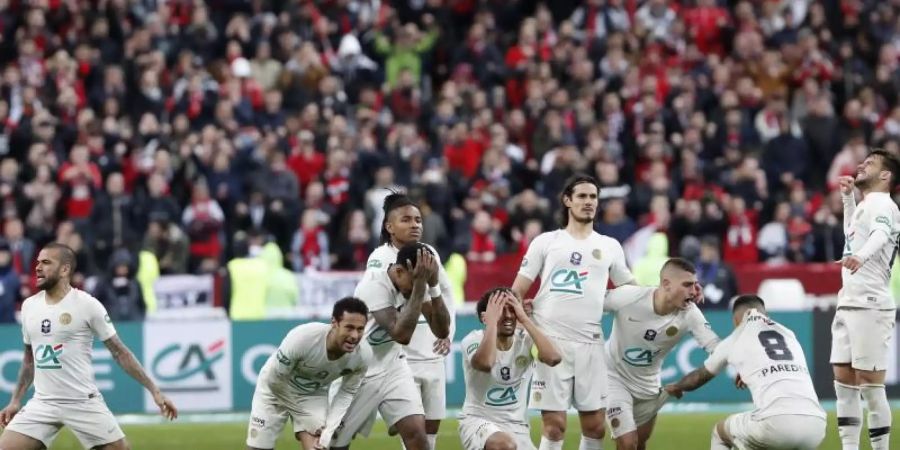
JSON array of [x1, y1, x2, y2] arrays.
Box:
[[0, 0, 896, 309]]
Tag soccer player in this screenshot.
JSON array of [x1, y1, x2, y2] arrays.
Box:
[[603, 258, 719, 450], [367, 193, 457, 450], [665, 295, 826, 450], [832, 149, 900, 450], [459, 288, 561, 450], [0, 243, 177, 450], [512, 174, 634, 450], [245, 297, 373, 450], [330, 243, 450, 450]]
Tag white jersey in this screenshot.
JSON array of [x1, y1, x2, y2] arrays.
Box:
[[605, 286, 719, 398], [840, 191, 900, 310], [703, 309, 825, 420], [353, 266, 415, 378], [460, 329, 534, 425], [518, 229, 634, 343], [364, 244, 456, 362], [256, 322, 371, 401], [21, 288, 116, 402]]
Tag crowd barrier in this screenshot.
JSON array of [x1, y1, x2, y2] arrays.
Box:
[[2, 310, 892, 414]]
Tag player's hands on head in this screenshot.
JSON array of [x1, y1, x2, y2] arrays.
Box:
[[836, 255, 864, 274], [506, 291, 529, 321], [692, 282, 705, 305], [523, 297, 534, 316], [153, 391, 178, 420], [664, 384, 683, 399], [433, 338, 451, 356], [410, 248, 437, 281], [0, 402, 20, 426], [483, 290, 505, 325], [837, 175, 855, 195]]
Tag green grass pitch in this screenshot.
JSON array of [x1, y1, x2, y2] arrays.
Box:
[[44, 411, 900, 449]]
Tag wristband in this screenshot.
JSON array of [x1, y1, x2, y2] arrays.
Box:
[[428, 285, 442, 299]]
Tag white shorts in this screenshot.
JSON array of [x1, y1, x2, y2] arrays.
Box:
[[830, 308, 896, 371], [725, 412, 825, 450], [529, 339, 606, 412], [605, 375, 668, 439], [331, 369, 424, 447], [6, 396, 125, 449], [409, 359, 447, 420], [458, 416, 535, 450], [246, 391, 326, 448]]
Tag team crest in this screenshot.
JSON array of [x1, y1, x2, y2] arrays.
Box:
[[516, 356, 528, 368], [41, 319, 51, 334], [592, 249, 602, 260], [59, 313, 71, 325], [521, 257, 528, 268], [611, 418, 620, 428], [532, 392, 542, 402], [570, 252, 583, 266], [250, 429, 258, 438], [643, 330, 657, 341], [666, 326, 679, 337]]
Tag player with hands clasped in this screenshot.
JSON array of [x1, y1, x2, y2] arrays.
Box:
[[459, 288, 561, 450], [330, 243, 450, 450], [832, 150, 900, 450], [603, 258, 719, 450], [665, 295, 825, 450], [245, 297, 373, 450], [367, 193, 457, 449], [0, 243, 177, 450]]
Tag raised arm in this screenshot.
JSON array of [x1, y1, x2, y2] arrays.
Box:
[[371, 249, 434, 345], [421, 254, 450, 339], [508, 293, 561, 366], [104, 335, 178, 420], [838, 175, 856, 232], [470, 291, 505, 372], [0, 345, 34, 425]]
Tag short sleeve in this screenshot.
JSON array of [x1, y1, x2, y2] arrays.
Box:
[[353, 270, 395, 312], [702, 334, 734, 375], [687, 307, 720, 353], [272, 326, 309, 378], [461, 331, 482, 364], [517, 234, 548, 281], [868, 196, 896, 237], [604, 285, 650, 312], [607, 239, 635, 286], [87, 296, 116, 341], [21, 305, 29, 345]]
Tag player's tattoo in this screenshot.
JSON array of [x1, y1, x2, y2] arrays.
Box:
[[104, 335, 160, 394], [10, 345, 34, 403], [674, 366, 715, 392]]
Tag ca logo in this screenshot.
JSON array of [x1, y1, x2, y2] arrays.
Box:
[[485, 382, 520, 406], [548, 269, 589, 294], [623, 348, 658, 367], [367, 327, 394, 346]]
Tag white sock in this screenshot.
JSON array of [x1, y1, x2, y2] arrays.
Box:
[[861, 384, 891, 450], [426, 433, 437, 450], [835, 381, 862, 450], [538, 437, 564, 450], [710, 426, 729, 450], [578, 435, 602, 450]]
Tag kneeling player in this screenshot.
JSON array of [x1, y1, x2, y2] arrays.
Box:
[[603, 258, 719, 449], [665, 295, 826, 450], [459, 288, 561, 450], [246, 297, 373, 450]]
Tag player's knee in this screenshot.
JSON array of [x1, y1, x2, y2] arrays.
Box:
[[615, 433, 638, 450], [484, 432, 517, 450], [832, 364, 856, 385], [582, 420, 605, 439], [855, 369, 885, 385], [399, 426, 429, 450], [541, 417, 566, 440]]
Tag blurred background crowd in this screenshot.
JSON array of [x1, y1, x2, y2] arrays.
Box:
[[0, 0, 896, 316]]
